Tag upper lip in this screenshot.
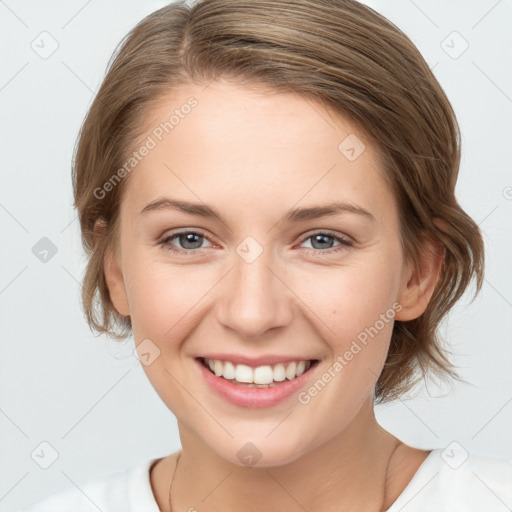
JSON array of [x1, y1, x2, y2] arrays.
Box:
[[197, 353, 318, 367]]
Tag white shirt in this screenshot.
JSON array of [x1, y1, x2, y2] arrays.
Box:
[[19, 446, 512, 512]]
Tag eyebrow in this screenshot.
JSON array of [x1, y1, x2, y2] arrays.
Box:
[[139, 197, 376, 223]]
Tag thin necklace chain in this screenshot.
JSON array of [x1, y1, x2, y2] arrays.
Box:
[[381, 439, 403, 512], [168, 451, 181, 512], [168, 441, 403, 512]]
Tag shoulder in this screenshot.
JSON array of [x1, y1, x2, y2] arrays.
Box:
[[18, 457, 161, 512], [434, 447, 512, 508], [388, 444, 512, 512]]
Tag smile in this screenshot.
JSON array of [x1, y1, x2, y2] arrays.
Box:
[[198, 357, 318, 388]]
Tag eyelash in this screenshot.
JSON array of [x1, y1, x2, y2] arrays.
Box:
[[158, 229, 354, 257]]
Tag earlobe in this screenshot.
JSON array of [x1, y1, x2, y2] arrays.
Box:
[[95, 219, 131, 318], [395, 235, 444, 322]]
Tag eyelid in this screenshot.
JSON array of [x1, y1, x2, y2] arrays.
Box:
[[297, 228, 354, 246]]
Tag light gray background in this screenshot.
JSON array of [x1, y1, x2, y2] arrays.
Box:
[[1, 0, 511, 510]]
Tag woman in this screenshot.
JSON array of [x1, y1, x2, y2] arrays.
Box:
[[21, 0, 512, 510]]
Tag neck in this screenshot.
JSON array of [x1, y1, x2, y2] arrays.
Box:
[[170, 398, 401, 512]]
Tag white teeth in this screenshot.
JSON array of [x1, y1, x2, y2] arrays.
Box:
[[213, 360, 223, 377], [203, 358, 313, 385], [223, 361, 236, 380], [273, 363, 286, 382], [235, 364, 253, 383], [253, 365, 274, 385], [285, 362, 296, 380], [296, 360, 306, 377]]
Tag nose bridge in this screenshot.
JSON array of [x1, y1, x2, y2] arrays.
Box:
[[216, 236, 292, 339]]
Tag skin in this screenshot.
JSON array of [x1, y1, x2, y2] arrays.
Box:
[[102, 80, 443, 511]]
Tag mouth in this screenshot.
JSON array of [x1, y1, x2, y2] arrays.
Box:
[[196, 356, 320, 388]]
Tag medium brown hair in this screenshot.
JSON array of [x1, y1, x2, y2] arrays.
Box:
[[73, 0, 484, 403]]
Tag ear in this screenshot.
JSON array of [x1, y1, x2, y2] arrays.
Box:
[[395, 229, 444, 322], [95, 218, 131, 317]]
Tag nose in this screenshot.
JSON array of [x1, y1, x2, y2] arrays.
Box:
[[215, 245, 293, 341]]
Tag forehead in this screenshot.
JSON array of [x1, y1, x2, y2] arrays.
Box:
[[122, 80, 394, 224]]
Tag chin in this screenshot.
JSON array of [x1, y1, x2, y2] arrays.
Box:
[[205, 431, 314, 469]]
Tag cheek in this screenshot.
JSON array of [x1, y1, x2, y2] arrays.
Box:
[[290, 266, 400, 416], [287, 256, 402, 391], [123, 254, 216, 341], [294, 259, 400, 337]]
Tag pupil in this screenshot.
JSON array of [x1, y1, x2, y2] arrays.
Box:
[[180, 233, 202, 249], [312, 234, 333, 249]]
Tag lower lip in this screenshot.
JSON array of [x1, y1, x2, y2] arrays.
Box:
[[194, 358, 319, 409]]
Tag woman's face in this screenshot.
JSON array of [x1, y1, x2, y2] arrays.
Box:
[[105, 80, 420, 466]]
